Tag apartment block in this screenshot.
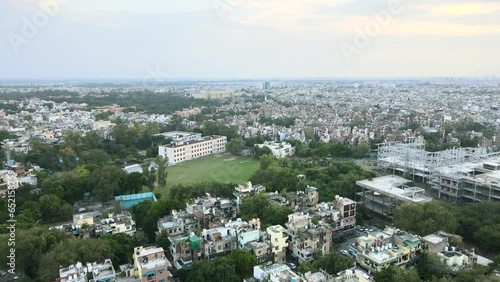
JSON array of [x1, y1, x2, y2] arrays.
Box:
[[132, 246, 169, 282], [157, 131, 226, 165], [285, 213, 331, 264], [332, 195, 357, 232], [266, 225, 288, 264], [352, 227, 422, 273], [168, 234, 202, 270], [201, 226, 238, 260]]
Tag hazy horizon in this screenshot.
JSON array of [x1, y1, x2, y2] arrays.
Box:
[[2, 0, 500, 80]]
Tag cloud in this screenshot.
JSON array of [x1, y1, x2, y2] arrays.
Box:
[[431, 3, 500, 16]]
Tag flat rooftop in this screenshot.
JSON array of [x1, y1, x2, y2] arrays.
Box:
[[422, 234, 446, 245], [136, 246, 164, 258], [366, 251, 394, 264], [357, 175, 432, 203]]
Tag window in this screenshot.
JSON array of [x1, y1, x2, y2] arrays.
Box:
[[159, 269, 165, 274]]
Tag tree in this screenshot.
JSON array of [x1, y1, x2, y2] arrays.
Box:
[[39, 194, 62, 221], [298, 253, 353, 275], [473, 224, 500, 251], [374, 267, 421, 282], [262, 205, 293, 226], [226, 137, 245, 155], [186, 257, 239, 282], [227, 250, 257, 281], [129, 200, 153, 228], [36, 238, 112, 282], [0, 130, 17, 141], [25, 140, 60, 171], [259, 154, 274, 170], [240, 193, 270, 221], [455, 265, 500, 282], [0, 227, 68, 279], [155, 230, 171, 251], [80, 149, 110, 166], [120, 172, 145, 194], [87, 165, 127, 201], [254, 146, 273, 159], [155, 156, 168, 188], [352, 143, 371, 158], [101, 233, 143, 266], [394, 202, 457, 235], [417, 253, 450, 281]]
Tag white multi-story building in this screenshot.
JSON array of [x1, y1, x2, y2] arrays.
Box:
[[158, 132, 226, 165], [254, 141, 295, 158]]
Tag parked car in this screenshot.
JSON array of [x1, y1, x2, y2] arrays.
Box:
[[340, 250, 349, 256]]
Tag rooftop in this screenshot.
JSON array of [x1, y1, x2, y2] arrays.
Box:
[[357, 175, 432, 203], [135, 246, 164, 258], [423, 234, 446, 245]]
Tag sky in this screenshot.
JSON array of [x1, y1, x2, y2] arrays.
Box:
[[1, 0, 500, 79]]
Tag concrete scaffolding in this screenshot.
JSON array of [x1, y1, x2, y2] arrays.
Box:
[[377, 137, 500, 203], [377, 137, 487, 182]]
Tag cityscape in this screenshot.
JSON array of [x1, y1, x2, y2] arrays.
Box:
[[1, 1, 500, 282]]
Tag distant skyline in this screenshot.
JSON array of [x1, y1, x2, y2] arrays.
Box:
[[2, 0, 500, 79]]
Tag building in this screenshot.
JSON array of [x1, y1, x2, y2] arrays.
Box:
[[115, 192, 158, 210], [234, 182, 266, 212], [253, 264, 300, 282], [132, 246, 169, 282], [262, 81, 271, 90], [56, 260, 116, 282], [422, 233, 449, 254], [158, 132, 226, 165], [437, 248, 470, 270], [377, 137, 487, 182], [168, 234, 202, 270], [377, 137, 500, 203], [290, 186, 319, 211], [332, 195, 357, 233], [334, 268, 372, 282], [430, 155, 500, 203], [254, 141, 295, 158], [174, 108, 201, 118], [356, 175, 432, 220], [94, 211, 136, 236], [266, 225, 288, 264], [285, 213, 332, 264], [191, 91, 243, 99], [355, 233, 412, 273]]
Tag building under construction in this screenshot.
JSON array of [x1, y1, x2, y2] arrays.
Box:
[[377, 137, 500, 203]]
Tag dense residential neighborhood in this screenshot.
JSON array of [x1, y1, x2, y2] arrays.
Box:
[[0, 80, 499, 282]]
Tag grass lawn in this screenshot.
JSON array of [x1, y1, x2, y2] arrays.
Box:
[[160, 154, 260, 195]]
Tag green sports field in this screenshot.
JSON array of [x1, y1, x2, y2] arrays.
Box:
[[162, 154, 259, 190]]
